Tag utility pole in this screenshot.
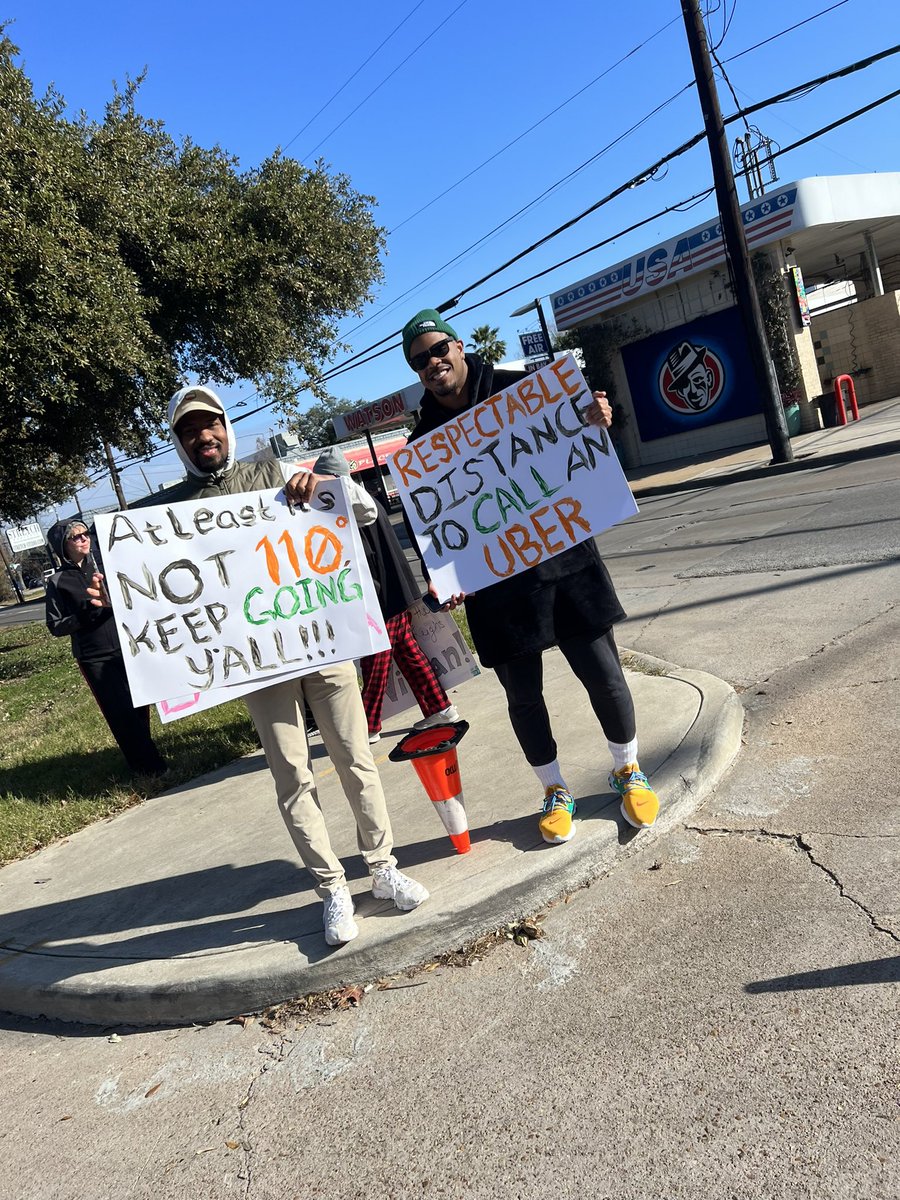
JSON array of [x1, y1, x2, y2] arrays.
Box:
[[680, 0, 793, 464], [533, 298, 556, 363], [103, 440, 128, 508], [0, 536, 24, 605]]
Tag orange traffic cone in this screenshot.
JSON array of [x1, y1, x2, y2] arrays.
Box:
[[389, 721, 470, 853]]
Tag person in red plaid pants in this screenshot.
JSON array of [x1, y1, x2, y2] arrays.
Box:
[[313, 448, 460, 743], [362, 607, 458, 741]]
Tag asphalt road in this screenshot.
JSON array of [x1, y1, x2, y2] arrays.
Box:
[[1, 457, 898, 1200], [0, 594, 46, 630]]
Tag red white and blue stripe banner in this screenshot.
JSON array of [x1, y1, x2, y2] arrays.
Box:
[[551, 186, 799, 329]]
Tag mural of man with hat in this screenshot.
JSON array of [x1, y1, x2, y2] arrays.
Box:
[[399, 308, 661, 845], [662, 340, 723, 413]]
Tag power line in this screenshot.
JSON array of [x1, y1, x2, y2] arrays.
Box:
[[768, 82, 900, 160], [388, 1, 854, 240], [407, 190, 717, 329], [98, 69, 900, 486], [280, 0, 428, 153], [310, 63, 900, 381], [338, 10, 877, 347], [388, 15, 682, 234], [200, 8, 879, 396], [300, 0, 470, 161], [732, 42, 899, 123], [711, 44, 748, 130], [345, 82, 694, 344], [723, 0, 852, 63], [307, 86, 900, 392], [89, 47, 900, 487]]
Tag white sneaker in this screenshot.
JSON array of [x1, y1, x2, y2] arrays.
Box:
[[412, 704, 460, 731], [368, 731, 381, 744], [322, 886, 359, 946], [371, 866, 429, 912]]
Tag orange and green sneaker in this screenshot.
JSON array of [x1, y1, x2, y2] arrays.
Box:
[[538, 785, 577, 844], [609, 764, 659, 829]]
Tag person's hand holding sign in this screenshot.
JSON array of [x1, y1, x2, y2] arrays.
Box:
[[86, 572, 111, 609], [584, 390, 613, 429], [283, 468, 330, 509]]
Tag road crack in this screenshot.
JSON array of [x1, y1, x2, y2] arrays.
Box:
[[233, 1030, 302, 1198], [686, 825, 899, 944], [631, 582, 684, 641]]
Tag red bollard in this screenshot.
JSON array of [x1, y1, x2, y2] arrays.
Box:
[[833, 374, 860, 425], [389, 721, 471, 854]]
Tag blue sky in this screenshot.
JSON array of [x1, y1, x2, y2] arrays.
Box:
[[8, 0, 899, 513]]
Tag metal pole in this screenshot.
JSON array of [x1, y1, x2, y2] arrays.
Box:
[[103, 440, 128, 508], [863, 231, 884, 297], [681, 0, 793, 464], [0, 537, 25, 604], [534, 298, 556, 363], [363, 428, 390, 510]]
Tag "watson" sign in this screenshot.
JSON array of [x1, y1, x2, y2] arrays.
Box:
[[331, 382, 423, 439]]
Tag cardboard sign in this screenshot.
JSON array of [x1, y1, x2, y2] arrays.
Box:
[[93, 481, 389, 711], [389, 355, 638, 600], [379, 599, 480, 722]]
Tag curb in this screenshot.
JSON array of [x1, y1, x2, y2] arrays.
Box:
[[304, 653, 746, 997], [0, 658, 744, 1028], [628, 438, 900, 498]]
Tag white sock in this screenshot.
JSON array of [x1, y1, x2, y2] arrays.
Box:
[[608, 738, 638, 771], [533, 760, 567, 791]]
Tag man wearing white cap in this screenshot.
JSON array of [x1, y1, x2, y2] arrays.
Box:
[[128, 386, 429, 945]]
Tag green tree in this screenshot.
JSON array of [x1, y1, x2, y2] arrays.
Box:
[[554, 316, 647, 406], [0, 31, 385, 522], [554, 316, 646, 461], [291, 397, 359, 450], [752, 252, 802, 402], [467, 324, 507, 365]]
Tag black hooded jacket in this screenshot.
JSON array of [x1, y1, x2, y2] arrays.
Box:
[[361, 500, 422, 621], [45, 522, 121, 662], [408, 354, 625, 667]]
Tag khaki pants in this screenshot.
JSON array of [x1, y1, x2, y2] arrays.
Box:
[[244, 661, 396, 897]]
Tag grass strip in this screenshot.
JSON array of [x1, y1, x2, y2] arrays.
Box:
[[0, 608, 476, 865]]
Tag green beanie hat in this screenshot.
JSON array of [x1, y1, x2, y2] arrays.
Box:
[[402, 308, 460, 363]]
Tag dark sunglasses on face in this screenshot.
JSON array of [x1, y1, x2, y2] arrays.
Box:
[[409, 338, 456, 372], [67, 532, 90, 542]]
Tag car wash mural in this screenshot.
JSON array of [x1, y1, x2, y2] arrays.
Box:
[[620, 307, 762, 441]]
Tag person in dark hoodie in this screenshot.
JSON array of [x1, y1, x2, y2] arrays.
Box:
[[400, 308, 660, 846], [45, 518, 168, 776], [312, 447, 459, 743], [95, 385, 429, 947]]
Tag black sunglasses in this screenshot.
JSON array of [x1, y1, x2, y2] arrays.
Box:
[[409, 338, 456, 372]]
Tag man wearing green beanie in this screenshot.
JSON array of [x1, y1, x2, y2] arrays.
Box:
[[401, 309, 462, 364], [399, 307, 660, 845]]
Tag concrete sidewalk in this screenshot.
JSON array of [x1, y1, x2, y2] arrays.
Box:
[[625, 395, 900, 496], [2, 395, 896, 1029], [0, 649, 741, 1027]]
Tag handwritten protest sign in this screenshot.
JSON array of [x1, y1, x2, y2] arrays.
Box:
[[379, 599, 480, 722], [389, 355, 639, 599], [93, 481, 389, 711]]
